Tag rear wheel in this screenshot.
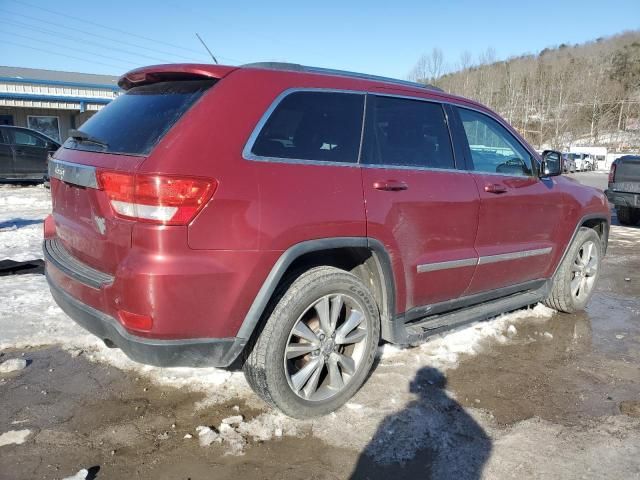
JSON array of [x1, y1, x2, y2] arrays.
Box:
[[616, 206, 640, 226], [545, 227, 602, 313], [243, 266, 380, 418]]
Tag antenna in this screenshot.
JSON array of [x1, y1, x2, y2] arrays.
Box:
[[195, 33, 218, 64]]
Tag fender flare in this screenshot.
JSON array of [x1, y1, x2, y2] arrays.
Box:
[[235, 237, 396, 341]]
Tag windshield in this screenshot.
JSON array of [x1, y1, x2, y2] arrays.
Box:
[[63, 79, 216, 156]]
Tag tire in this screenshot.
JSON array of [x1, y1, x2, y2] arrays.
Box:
[[616, 206, 640, 226], [545, 227, 602, 313], [243, 266, 380, 418]]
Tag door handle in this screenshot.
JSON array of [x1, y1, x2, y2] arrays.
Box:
[[373, 180, 408, 191], [484, 183, 508, 194]]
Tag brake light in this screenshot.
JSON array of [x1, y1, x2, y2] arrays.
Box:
[[97, 171, 217, 225], [608, 163, 616, 183]]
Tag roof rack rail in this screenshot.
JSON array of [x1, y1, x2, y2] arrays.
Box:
[[241, 62, 443, 92]]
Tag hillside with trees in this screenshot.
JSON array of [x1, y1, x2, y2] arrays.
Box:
[[409, 31, 640, 151]]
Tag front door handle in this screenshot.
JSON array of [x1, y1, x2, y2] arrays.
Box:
[[373, 180, 408, 191], [484, 183, 508, 194]]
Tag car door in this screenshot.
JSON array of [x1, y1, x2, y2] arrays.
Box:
[[9, 129, 48, 177], [0, 128, 14, 178], [361, 95, 480, 314], [452, 106, 565, 295]]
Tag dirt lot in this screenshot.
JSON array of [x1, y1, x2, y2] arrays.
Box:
[[1, 172, 639, 480]]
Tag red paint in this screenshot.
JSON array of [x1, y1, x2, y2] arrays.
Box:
[[46, 63, 610, 343]]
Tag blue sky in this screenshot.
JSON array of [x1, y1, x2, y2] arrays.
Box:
[[0, 0, 638, 79]]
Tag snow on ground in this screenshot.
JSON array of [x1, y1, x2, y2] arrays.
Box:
[[0, 429, 32, 447], [0, 185, 561, 461], [0, 185, 50, 261]]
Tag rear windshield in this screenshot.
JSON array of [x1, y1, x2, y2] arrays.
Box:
[[63, 79, 216, 156]]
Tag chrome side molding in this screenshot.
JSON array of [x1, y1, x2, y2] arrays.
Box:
[[417, 247, 552, 273]]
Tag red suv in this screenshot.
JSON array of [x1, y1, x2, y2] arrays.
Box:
[[44, 63, 610, 418]]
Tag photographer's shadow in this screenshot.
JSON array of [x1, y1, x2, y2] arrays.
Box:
[[350, 366, 492, 480]]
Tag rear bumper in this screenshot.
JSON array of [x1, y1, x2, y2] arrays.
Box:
[[46, 272, 246, 367], [605, 189, 640, 208]]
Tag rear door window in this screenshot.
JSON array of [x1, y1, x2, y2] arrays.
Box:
[[64, 79, 216, 156], [361, 95, 455, 169], [250, 91, 364, 163]]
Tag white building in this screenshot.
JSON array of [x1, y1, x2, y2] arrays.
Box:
[[0, 65, 120, 142]]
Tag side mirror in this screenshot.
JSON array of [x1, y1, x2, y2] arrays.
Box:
[[45, 141, 59, 151], [540, 150, 562, 177]]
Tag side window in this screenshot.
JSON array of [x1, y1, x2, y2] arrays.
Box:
[[457, 107, 533, 176], [0, 129, 7, 144], [362, 96, 455, 169], [12, 130, 45, 147], [250, 91, 364, 163]]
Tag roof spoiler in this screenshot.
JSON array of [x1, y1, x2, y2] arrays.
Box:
[[118, 64, 238, 90]]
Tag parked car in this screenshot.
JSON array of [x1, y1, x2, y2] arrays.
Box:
[[43, 63, 610, 418], [606, 155, 640, 225], [0, 126, 60, 182], [562, 153, 576, 173], [571, 152, 595, 171]]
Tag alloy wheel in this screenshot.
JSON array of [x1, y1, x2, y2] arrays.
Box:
[[571, 240, 599, 300], [284, 293, 369, 402]]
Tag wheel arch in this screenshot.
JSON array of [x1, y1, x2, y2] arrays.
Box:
[[552, 213, 610, 279], [236, 237, 396, 347]]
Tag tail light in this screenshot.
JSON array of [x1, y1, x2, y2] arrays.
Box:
[[608, 163, 616, 183], [97, 171, 217, 225]]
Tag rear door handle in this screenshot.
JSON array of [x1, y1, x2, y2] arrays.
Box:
[[373, 180, 408, 191], [484, 183, 508, 194]]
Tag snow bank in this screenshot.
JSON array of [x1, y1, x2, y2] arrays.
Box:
[[0, 185, 50, 261]]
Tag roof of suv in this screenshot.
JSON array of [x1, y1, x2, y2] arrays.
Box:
[[118, 62, 485, 111]]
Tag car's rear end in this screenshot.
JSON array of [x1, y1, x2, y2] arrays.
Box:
[[44, 64, 270, 367], [606, 155, 640, 225]]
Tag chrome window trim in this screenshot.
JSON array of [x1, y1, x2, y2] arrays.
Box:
[[417, 247, 552, 273], [477, 247, 552, 265], [242, 88, 366, 167], [361, 164, 467, 174], [242, 87, 540, 173], [48, 158, 98, 188]]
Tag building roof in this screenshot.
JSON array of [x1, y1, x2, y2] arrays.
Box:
[[0, 65, 119, 87]]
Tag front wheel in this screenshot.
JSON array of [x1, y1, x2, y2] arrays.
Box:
[[243, 266, 380, 418], [545, 227, 602, 313]]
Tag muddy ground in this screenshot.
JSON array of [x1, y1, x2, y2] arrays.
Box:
[[1, 172, 639, 480]]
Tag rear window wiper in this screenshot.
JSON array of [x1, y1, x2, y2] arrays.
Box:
[[68, 129, 109, 148]]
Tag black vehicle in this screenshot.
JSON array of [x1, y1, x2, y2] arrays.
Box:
[[606, 155, 640, 226], [0, 126, 61, 182]]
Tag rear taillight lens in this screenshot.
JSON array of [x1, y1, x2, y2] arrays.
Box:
[[97, 171, 217, 225], [608, 163, 616, 183]]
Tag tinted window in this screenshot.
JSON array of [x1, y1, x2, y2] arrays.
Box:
[[13, 130, 45, 147], [362, 96, 454, 169], [457, 108, 533, 176], [64, 79, 216, 156], [251, 91, 364, 163]]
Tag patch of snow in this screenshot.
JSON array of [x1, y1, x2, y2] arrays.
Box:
[[506, 325, 518, 337], [543, 332, 554, 339], [61, 468, 88, 480], [0, 429, 31, 446], [221, 415, 243, 426], [0, 358, 28, 373], [195, 425, 219, 447], [0, 185, 50, 261]]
